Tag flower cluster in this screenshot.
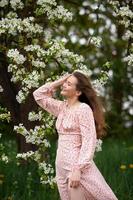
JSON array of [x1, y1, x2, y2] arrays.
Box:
[[118, 6, 133, 27], [39, 161, 56, 186], [109, 1, 133, 69], [1, 154, 9, 163], [16, 150, 43, 163], [123, 30, 133, 40], [16, 151, 35, 160], [12, 70, 40, 103], [8, 64, 26, 83], [16, 89, 29, 103], [91, 79, 105, 96], [95, 139, 103, 152], [0, 0, 24, 10], [0, 134, 9, 164], [123, 53, 133, 66], [24, 40, 84, 65], [28, 111, 43, 121], [40, 175, 56, 185], [0, 111, 11, 122], [37, 0, 57, 7], [0, 0, 8, 7], [32, 59, 46, 69], [88, 36, 102, 48], [7, 49, 26, 64], [39, 161, 54, 175], [0, 85, 3, 92], [36, 0, 73, 22], [0, 16, 43, 36], [74, 64, 92, 77], [22, 70, 41, 89], [6, 39, 87, 104], [14, 123, 51, 147], [15, 130, 55, 187], [10, 0, 24, 10]]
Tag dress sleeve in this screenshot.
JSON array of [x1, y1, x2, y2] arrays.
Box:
[[33, 80, 64, 117], [72, 104, 97, 172]]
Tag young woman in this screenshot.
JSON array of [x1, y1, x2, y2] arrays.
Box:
[[33, 71, 118, 200]]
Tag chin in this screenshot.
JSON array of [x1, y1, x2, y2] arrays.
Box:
[[61, 91, 67, 96]]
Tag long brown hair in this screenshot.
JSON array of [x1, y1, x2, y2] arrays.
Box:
[[73, 71, 108, 139]]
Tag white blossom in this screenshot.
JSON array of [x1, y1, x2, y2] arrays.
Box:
[[0, 17, 43, 36], [0, 0, 8, 7], [0, 85, 3, 92], [10, 0, 24, 10], [36, 0, 73, 22], [32, 59, 46, 68], [123, 30, 133, 40], [1, 154, 9, 163], [7, 49, 26, 64], [92, 79, 105, 96], [123, 54, 133, 66], [6, 11, 18, 18], [37, 0, 57, 6], [39, 161, 54, 174], [89, 36, 102, 47], [28, 111, 43, 121], [118, 6, 133, 19], [74, 64, 92, 77], [22, 70, 41, 89], [44, 28, 52, 41], [14, 123, 52, 147], [16, 151, 34, 159], [0, 111, 11, 122], [95, 139, 103, 152], [16, 90, 28, 103]]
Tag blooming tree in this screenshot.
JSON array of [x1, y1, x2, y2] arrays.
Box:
[[0, 0, 124, 187]]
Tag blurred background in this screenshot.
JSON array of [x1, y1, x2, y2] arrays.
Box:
[[0, 0, 133, 199]]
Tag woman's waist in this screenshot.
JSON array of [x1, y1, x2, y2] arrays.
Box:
[[58, 134, 81, 146], [58, 133, 81, 140]]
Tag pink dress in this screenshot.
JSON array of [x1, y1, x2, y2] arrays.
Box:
[[33, 79, 118, 200]]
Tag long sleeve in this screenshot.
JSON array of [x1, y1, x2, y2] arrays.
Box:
[[72, 104, 97, 172], [33, 80, 64, 117]]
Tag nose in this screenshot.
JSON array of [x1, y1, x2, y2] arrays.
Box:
[[62, 82, 67, 89]]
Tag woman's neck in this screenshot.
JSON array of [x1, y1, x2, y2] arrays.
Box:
[[66, 98, 81, 108]]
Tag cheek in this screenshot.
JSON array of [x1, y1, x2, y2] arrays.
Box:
[[68, 87, 76, 95]]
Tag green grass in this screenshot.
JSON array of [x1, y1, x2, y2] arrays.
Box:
[[94, 136, 133, 200], [0, 136, 133, 200]]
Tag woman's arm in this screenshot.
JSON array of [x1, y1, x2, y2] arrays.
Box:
[[33, 73, 71, 117], [72, 104, 97, 172]]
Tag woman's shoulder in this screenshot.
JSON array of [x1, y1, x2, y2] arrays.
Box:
[[78, 102, 93, 114], [80, 102, 92, 109]]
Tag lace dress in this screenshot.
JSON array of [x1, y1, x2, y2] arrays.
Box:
[[33, 79, 118, 200]]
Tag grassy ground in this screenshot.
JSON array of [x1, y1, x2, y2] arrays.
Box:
[[0, 135, 133, 200]]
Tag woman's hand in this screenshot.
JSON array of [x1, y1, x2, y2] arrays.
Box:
[[68, 169, 81, 188], [58, 73, 72, 85], [47, 73, 72, 94], [50, 73, 72, 91]]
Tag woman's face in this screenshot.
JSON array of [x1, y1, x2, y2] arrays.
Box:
[[60, 75, 81, 98]]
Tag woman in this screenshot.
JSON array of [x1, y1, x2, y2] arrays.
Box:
[[33, 71, 118, 200]]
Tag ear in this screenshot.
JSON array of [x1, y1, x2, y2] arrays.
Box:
[[77, 90, 82, 97]]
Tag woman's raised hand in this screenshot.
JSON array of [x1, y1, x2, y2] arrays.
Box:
[[58, 73, 72, 85], [47, 72, 72, 93]]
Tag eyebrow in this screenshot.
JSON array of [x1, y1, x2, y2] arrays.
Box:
[[66, 80, 72, 84]]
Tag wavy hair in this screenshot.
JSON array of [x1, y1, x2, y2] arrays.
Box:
[[72, 71, 108, 139]]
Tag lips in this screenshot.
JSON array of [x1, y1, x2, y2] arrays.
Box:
[[62, 87, 67, 90]]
